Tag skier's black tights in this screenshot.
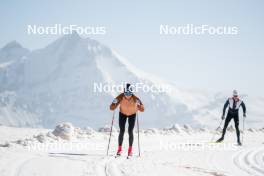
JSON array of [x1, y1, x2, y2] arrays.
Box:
[[118, 112, 136, 146], [221, 112, 240, 141]]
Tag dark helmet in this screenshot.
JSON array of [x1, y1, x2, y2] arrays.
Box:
[[124, 83, 133, 96]]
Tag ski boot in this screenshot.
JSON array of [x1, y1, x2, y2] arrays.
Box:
[[116, 146, 122, 157], [237, 139, 242, 146], [127, 146, 132, 159], [216, 137, 224, 143]]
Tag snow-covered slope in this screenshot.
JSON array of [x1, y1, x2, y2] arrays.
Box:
[[0, 125, 264, 176], [0, 33, 263, 128]]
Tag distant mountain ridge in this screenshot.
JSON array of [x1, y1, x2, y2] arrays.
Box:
[[0, 34, 263, 128]]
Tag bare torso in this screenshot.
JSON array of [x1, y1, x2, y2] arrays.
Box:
[[119, 97, 138, 116]]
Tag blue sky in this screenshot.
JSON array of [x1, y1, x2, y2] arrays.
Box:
[[0, 0, 263, 96]]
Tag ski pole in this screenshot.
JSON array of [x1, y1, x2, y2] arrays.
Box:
[[106, 110, 115, 156], [136, 112, 141, 157], [242, 116, 245, 144], [210, 118, 224, 142]]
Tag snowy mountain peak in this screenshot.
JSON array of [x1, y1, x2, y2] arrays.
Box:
[[1, 41, 23, 50], [0, 35, 263, 128], [59, 32, 82, 43], [43, 32, 110, 58], [0, 41, 29, 64], [67, 31, 82, 39]]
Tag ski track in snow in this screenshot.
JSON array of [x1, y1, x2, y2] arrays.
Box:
[[14, 157, 37, 176], [0, 151, 123, 176], [2, 146, 264, 176], [1, 129, 264, 176], [233, 147, 264, 176]]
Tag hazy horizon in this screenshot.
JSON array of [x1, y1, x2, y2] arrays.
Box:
[[1, 0, 263, 96]]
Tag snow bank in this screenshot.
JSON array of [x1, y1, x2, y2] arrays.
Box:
[[51, 123, 98, 140], [183, 124, 194, 134], [0, 142, 11, 147], [198, 127, 210, 133], [75, 127, 97, 139], [98, 125, 117, 133], [9, 123, 99, 146], [247, 128, 257, 132], [162, 124, 186, 135], [143, 128, 158, 135], [3, 124, 264, 148], [227, 125, 235, 132], [52, 122, 75, 140], [169, 124, 184, 133]]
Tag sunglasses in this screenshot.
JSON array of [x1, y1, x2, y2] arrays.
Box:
[[124, 91, 133, 96]]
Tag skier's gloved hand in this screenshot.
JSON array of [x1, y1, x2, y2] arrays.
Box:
[[110, 99, 119, 111], [221, 115, 225, 120], [243, 113, 246, 118], [112, 99, 118, 104], [136, 99, 144, 112], [136, 99, 141, 105]]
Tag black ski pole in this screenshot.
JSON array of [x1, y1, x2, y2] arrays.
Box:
[[242, 116, 245, 144], [211, 118, 224, 142], [106, 110, 115, 156], [136, 112, 141, 157]]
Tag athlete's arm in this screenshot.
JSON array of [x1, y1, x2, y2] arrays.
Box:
[[132, 95, 144, 112], [110, 93, 124, 110], [241, 101, 246, 117], [222, 99, 229, 116], [135, 96, 144, 112]]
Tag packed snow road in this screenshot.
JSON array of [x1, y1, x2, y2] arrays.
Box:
[[0, 126, 264, 176]]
